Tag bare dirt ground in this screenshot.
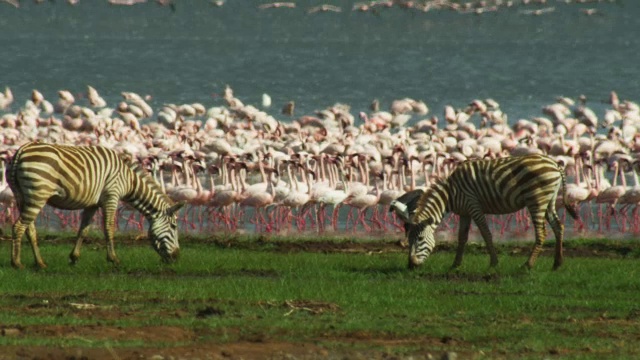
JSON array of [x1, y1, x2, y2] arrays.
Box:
[[1, 237, 637, 360], [0, 340, 345, 360], [1, 315, 463, 360], [0, 335, 476, 360], [2, 314, 635, 360]]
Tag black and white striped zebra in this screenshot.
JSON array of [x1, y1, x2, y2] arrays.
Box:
[[6, 141, 184, 269], [408, 154, 578, 270]]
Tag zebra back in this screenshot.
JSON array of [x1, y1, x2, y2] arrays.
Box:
[[8, 141, 175, 216], [8, 142, 128, 212], [413, 154, 576, 224]]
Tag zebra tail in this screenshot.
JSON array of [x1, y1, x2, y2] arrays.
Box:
[[561, 168, 579, 220], [6, 145, 24, 196]]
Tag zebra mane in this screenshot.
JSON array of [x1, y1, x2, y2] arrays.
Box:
[[128, 162, 174, 206], [411, 179, 450, 225]]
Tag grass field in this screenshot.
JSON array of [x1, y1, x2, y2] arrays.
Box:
[[0, 231, 639, 359]]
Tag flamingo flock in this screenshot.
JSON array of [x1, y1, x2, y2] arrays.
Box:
[[0, 84, 639, 240]]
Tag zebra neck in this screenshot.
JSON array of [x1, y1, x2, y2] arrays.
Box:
[[123, 170, 169, 219], [413, 180, 450, 225]]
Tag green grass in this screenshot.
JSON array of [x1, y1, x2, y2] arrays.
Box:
[[0, 234, 639, 358]]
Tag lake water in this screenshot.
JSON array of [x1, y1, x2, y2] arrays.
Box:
[[1, 0, 639, 124]]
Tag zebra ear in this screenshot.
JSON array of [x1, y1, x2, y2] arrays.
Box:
[[167, 202, 185, 216]]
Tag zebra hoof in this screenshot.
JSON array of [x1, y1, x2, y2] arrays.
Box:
[[69, 255, 80, 265]]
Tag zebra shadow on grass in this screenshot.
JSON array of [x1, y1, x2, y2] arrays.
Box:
[[344, 263, 551, 283], [343, 264, 502, 282]]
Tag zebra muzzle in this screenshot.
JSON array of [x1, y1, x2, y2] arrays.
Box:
[[408, 254, 423, 270], [161, 248, 180, 263]]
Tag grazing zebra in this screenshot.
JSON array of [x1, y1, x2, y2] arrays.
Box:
[[6, 141, 184, 269], [408, 154, 578, 270]]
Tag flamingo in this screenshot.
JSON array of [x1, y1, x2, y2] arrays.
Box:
[[87, 86, 107, 108], [376, 157, 405, 228], [189, 160, 212, 206], [3, 82, 640, 240], [238, 158, 277, 232], [617, 160, 640, 231], [307, 4, 342, 13], [315, 158, 349, 232], [258, 2, 296, 9], [279, 162, 311, 230], [594, 160, 626, 231], [378, 160, 405, 207], [209, 160, 241, 229], [559, 155, 594, 231], [343, 172, 381, 232]]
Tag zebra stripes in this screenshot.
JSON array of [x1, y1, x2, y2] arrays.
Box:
[[409, 154, 578, 270], [6, 141, 183, 269]]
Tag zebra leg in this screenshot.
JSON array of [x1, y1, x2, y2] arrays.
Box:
[[471, 212, 499, 268], [451, 215, 472, 269], [546, 208, 564, 270], [102, 199, 120, 265], [25, 223, 47, 269], [12, 200, 46, 269], [12, 220, 46, 269], [69, 206, 100, 265], [524, 209, 547, 269], [11, 218, 28, 269]]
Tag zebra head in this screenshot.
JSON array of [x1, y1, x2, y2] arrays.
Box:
[[407, 182, 447, 269], [149, 202, 184, 263], [407, 220, 437, 269]]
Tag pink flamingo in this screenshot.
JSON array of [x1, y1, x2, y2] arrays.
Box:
[[315, 157, 350, 232], [258, 2, 296, 9], [378, 156, 405, 228], [301, 154, 339, 232], [238, 158, 277, 232], [617, 160, 640, 232], [209, 160, 241, 229], [594, 160, 626, 231], [343, 172, 381, 232], [279, 161, 311, 230]]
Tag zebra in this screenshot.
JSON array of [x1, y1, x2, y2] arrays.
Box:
[[6, 141, 184, 269], [408, 154, 578, 270]]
